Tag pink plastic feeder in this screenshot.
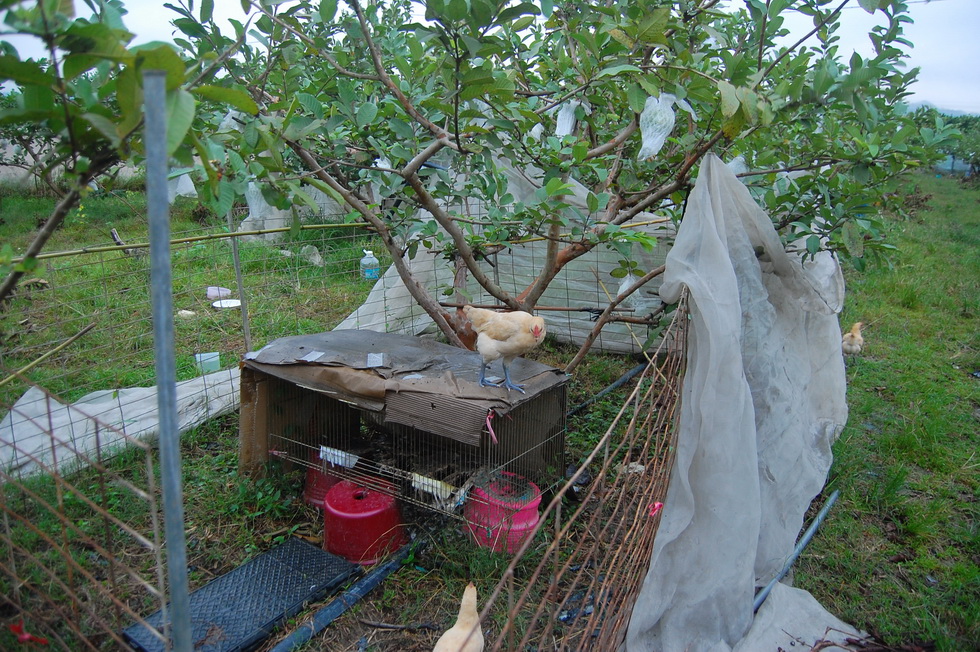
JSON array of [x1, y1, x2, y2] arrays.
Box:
[[303, 452, 340, 510], [464, 472, 542, 554], [323, 480, 407, 565]]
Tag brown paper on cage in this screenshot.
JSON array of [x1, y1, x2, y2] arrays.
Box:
[[241, 330, 567, 449]]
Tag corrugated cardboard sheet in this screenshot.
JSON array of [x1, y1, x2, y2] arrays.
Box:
[[242, 330, 567, 446]]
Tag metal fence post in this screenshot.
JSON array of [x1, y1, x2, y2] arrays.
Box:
[[144, 69, 192, 652], [227, 210, 252, 352]]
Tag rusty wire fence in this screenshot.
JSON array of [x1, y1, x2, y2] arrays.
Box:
[[482, 295, 685, 651], [1, 191, 681, 649]]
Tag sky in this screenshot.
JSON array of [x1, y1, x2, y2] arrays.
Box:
[[4, 0, 979, 114]]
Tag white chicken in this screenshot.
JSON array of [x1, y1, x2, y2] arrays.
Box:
[[432, 582, 484, 652], [463, 305, 546, 394], [842, 321, 864, 355]]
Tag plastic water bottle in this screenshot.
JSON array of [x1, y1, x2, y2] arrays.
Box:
[[360, 250, 380, 280]]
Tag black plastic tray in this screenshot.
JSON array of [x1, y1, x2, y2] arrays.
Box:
[[123, 537, 359, 652]]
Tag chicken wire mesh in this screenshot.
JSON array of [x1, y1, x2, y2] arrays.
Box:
[[0, 381, 169, 649], [1, 200, 679, 649], [0, 213, 388, 649]]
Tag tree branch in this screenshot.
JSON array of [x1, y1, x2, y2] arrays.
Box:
[[564, 264, 666, 374], [401, 172, 518, 309], [0, 160, 115, 306], [288, 140, 465, 346], [346, 0, 452, 142]]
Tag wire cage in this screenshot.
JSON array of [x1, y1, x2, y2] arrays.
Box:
[[238, 339, 569, 535]]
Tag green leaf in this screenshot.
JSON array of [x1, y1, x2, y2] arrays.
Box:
[[201, 0, 214, 22], [768, 0, 791, 17], [134, 43, 186, 91], [544, 176, 572, 197], [355, 102, 378, 128], [841, 220, 864, 258], [608, 29, 635, 49], [173, 17, 209, 39], [296, 92, 325, 120], [805, 235, 821, 256], [0, 56, 56, 86], [82, 112, 121, 147], [319, 0, 338, 23], [852, 163, 871, 184], [635, 8, 669, 45], [539, 0, 553, 18], [627, 83, 647, 114], [718, 80, 739, 118], [498, 2, 539, 22], [596, 64, 641, 79], [213, 177, 236, 217], [192, 85, 259, 115], [292, 187, 321, 213], [20, 84, 55, 112], [283, 116, 324, 140], [444, 0, 468, 22], [587, 191, 599, 213], [512, 15, 535, 31], [857, 0, 880, 13], [165, 89, 196, 156]]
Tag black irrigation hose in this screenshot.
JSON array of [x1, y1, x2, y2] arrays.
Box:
[[567, 361, 648, 417], [269, 544, 414, 651]]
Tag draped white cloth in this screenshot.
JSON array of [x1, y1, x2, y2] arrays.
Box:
[[626, 154, 858, 650]]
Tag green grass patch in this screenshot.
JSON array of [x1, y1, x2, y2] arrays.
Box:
[[797, 174, 980, 651], [0, 193, 386, 406]]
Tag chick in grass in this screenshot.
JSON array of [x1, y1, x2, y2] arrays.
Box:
[[432, 582, 484, 652]]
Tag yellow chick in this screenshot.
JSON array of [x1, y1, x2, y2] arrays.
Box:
[[433, 582, 484, 652], [842, 322, 864, 356]]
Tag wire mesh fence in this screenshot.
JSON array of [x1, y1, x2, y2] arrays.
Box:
[[0, 214, 386, 649], [0, 382, 168, 648], [481, 295, 685, 651], [1, 200, 681, 649]]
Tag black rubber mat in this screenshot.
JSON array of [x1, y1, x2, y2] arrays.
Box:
[[123, 537, 359, 652]]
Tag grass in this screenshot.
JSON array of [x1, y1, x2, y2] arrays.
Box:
[[796, 173, 980, 651], [2, 173, 978, 649], [0, 185, 386, 405]]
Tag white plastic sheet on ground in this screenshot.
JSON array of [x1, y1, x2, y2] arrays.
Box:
[[0, 368, 240, 476], [625, 155, 858, 650]]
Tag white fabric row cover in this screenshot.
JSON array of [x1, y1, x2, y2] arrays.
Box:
[[625, 155, 860, 651]]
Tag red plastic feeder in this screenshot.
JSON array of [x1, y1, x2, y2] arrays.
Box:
[[322, 480, 407, 565], [303, 452, 340, 510], [464, 472, 541, 554]]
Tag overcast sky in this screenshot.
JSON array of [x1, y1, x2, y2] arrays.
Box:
[[4, 0, 979, 114]]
